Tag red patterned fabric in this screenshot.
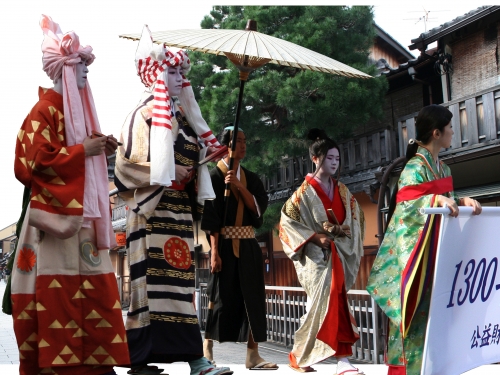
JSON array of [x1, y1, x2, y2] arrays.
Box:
[[137, 53, 189, 89], [306, 177, 358, 355], [13, 274, 127, 375], [12, 88, 129, 374], [40, 15, 114, 249], [15, 88, 85, 218]]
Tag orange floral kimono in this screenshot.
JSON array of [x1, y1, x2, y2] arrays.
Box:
[[11, 87, 129, 375]]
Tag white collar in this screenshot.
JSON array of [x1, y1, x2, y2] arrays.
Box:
[[222, 158, 241, 180]]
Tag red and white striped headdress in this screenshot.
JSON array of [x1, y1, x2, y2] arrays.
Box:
[[135, 26, 219, 186]]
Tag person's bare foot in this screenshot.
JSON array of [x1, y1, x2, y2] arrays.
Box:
[[245, 346, 278, 369], [203, 339, 215, 364]]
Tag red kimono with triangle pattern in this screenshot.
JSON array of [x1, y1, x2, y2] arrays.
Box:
[[11, 87, 129, 375]]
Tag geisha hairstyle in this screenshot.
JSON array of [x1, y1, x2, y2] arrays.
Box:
[[308, 128, 341, 176]]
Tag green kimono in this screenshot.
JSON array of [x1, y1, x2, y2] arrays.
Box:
[[366, 146, 459, 375]]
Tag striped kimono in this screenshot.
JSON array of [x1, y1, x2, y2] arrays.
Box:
[[115, 94, 204, 365]]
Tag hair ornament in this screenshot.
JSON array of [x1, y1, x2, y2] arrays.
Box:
[[408, 138, 423, 145], [307, 128, 325, 141]]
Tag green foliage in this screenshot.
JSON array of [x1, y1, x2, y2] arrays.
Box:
[[257, 201, 283, 236], [188, 6, 388, 229]]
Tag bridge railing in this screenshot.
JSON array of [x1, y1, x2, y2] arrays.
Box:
[[197, 283, 383, 364]]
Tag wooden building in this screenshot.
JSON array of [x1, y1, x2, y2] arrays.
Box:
[[247, 8, 500, 290], [0, 223, 17, 276], [253, 24, 417, 290], [397, 6, 500, 209], [109, 9, 500, 295]]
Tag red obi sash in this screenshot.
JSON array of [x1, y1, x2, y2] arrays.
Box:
[[305, 175, 346, 224], [396, 176, 453, 203]]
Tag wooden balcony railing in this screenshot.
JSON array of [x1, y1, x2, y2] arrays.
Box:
[[398, 85, 500, 157], [110, 189, 127, 230]]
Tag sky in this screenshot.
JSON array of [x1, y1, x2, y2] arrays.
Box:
[[0, 0, 487, 230]]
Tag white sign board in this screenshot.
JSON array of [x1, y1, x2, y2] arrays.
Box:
[[422, 207, 500, 375]]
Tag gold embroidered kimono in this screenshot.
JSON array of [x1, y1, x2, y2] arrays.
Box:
[[279, 178, 365, 367]]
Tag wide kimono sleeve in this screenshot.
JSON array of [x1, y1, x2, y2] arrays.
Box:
[[335, 183, 366, 290], [114, 100, 168, 218], [15, 98, 86, 220], [279, 182, 318, 261], [200, 168, 225, 234], [367, 158, 443, 323], [245, 168, 268, 229], [442, 162, 460, 204], [114, 102, 153, 192]]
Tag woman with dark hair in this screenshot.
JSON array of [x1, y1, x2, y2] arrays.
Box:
[[366, 104, 482, 375], [279, 128, 366, 374]]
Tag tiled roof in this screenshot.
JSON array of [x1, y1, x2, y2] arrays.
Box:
[[409, 6, 500, 50], [378, 47, 437, 77], [378, 57, 419, 76]]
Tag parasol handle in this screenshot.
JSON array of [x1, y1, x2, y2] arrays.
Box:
[[219, 78, 246, 253], [222, 79, 245, 202], [211, 79, 244, 299], [245, 20, 257, 31], [210, 19, 255, 308], [236, 20, 255, 82]]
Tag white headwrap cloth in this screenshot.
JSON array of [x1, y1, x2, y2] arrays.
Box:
[[40, 15, 115, 249], [135, 26, 220, 189]]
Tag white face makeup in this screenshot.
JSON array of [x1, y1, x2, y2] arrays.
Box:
[[167, 66, 183, 96], [317, 147, 340, 176], [76, 59, 89, 90]]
